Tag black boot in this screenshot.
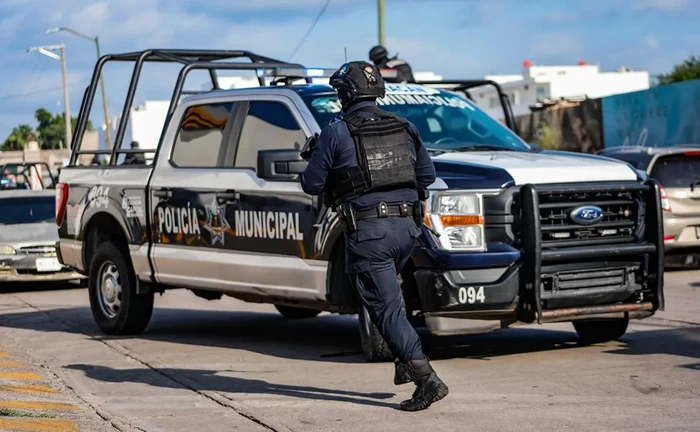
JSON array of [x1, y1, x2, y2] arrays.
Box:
[[399, 358, 449, 412], [394, 358, 412, 385]]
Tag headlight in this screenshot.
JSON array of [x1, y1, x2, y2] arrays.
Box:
[[0, 245, 16, 255], [424, 191, 486, 252]]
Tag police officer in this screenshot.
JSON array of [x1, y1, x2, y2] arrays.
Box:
[[369, 45, 416, 83], [299, 61, 448, 412], [124, 141, 146, 165]]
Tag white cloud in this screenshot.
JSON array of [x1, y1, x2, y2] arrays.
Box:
[[539, 10, 574, 24], [633, 0, 689, 11], [530, 34, 580, 57], [644, 34, 660, 49]]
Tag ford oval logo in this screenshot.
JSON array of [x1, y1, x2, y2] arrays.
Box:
[[570, 205, 604, 225]]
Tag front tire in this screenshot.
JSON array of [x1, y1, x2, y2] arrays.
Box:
[[88, 242, 153, 335], [274, 305, 321, 319], [573, 317, 629, 344]]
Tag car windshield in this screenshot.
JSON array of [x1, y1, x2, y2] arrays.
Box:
[[0, 196, 55, 225], [650, 154, 700, 188], [301, 87, 532, 153]]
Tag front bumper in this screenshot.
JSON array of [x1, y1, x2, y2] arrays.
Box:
[[0, 253, 83, 283], [412, 180, 665, 327]]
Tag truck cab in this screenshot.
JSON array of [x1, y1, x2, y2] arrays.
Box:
[[55, 49, 665, 362]]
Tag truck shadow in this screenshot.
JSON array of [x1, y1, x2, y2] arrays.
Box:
[[0, 280, 83, 294], [0, 305, 698, 369], [63, 363, 397, 408]]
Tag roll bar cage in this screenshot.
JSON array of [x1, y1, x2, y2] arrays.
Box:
[[1, 162, 57, 189], [69, 49, 313, 166], [414, 80, 519, 134], [69, 49, 520, 166]]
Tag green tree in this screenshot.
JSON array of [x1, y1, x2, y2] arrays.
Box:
[[1, 124, 38, 151], [34, 108, 93, 150], [656, 55, 700, 86]]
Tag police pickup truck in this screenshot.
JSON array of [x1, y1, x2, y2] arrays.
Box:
[[55, 50, 665, 362]]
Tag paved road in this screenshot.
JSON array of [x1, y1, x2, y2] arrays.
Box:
[[0, 271, 698, 432]]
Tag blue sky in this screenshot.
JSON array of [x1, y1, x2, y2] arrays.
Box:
[[0, 0, 698, 144]]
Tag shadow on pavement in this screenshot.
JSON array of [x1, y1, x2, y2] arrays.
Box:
[[63, 363, 397, 408], [0, 304, 589, 364], [1, 304, 698, 368], [605, 322, 700, 372], [0, 280, 83, 294]]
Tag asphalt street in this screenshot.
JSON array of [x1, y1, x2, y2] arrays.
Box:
[[0, 270, 698, 432]]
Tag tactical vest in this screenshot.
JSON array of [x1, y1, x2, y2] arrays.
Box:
[[325, 105, 417, 207]]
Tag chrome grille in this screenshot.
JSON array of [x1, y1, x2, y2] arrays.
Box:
[[17, 245, 57, 255], [538, 189, 642, 248]]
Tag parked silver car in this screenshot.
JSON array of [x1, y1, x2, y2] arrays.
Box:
[[596, 145, 700, 265], [0, 189, 83, 282]]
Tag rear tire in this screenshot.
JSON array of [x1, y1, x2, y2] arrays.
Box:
[[358, 304, 394, 362], [88, 242, 153, 335], [274, 305, 321, 319], [573, 317, 629, 344]]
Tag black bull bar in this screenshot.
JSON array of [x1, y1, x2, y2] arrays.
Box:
[[517, 179, 665, 324]]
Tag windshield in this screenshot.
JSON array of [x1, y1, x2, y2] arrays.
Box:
[[0, 196, 55, 225], [650, 154, 700, 188], [301, 88, 532, 152]]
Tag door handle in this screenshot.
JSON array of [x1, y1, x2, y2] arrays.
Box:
[[154, 188, 171, 199], [216, 190, 240, 202]]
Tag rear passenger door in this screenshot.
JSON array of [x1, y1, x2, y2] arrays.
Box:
[[149, 100, 244, 289]]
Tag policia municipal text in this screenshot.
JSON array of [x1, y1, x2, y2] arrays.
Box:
[[300, 61, 449, 411]]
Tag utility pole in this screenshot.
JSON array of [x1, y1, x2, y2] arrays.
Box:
[[46, 27, 112, 150], [27, 43, 72, 150], [377, 0, 385, 46], [60, 43, 71, 149]]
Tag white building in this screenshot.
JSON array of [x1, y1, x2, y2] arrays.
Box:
[[468, 61, 650, 121]]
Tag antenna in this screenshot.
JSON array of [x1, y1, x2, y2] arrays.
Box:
[[344, 47, 348, 62]]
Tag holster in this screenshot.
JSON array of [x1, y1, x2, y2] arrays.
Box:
[[412, 199, 424, 228], [337, 203, 358, 234]]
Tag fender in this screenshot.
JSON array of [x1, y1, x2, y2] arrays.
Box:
[[76, 185, 149, 271]]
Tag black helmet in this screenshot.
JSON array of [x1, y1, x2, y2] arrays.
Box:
[[369, 45, 388, 65], [329, 61, 385, 109]]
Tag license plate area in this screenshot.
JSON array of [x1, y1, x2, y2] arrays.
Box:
[[36, 257, 62, 273]]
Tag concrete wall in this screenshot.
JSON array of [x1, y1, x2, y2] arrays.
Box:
[[0, 130, 99, 171]]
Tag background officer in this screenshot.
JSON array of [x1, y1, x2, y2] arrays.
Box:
[[368, 45, 416, 83], [299, 61, 448, 412], [124, 141, 146, 165]]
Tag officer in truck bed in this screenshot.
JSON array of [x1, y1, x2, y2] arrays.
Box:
[[299, 60, 448, 412]]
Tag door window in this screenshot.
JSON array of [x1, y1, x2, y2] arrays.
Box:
[[171, 102, 234, 167], [234, 101, 306, 169]]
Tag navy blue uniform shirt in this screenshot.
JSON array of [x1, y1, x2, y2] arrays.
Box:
[[300, 100, 436, 211]]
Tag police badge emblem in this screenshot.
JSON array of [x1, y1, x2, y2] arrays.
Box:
[[363, 65, 377, 84]]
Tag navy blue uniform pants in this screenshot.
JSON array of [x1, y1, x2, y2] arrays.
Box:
[[345, 216, 426, 362]]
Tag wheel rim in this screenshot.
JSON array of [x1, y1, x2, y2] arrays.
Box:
[[97, 261, 122, 318]]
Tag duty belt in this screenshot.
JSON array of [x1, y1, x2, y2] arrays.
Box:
[[355, 202, 414, 220]]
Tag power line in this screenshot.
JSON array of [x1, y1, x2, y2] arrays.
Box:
[[0, 79, 92, 101], [288, 0, 333, 62]]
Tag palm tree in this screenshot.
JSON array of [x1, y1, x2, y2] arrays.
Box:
[[1, 124, 39, 151]]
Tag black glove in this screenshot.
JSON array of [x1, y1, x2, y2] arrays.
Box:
[[300, 133, 319, 160]]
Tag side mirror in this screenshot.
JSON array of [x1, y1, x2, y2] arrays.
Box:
[[257, 149, 308, 181]]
